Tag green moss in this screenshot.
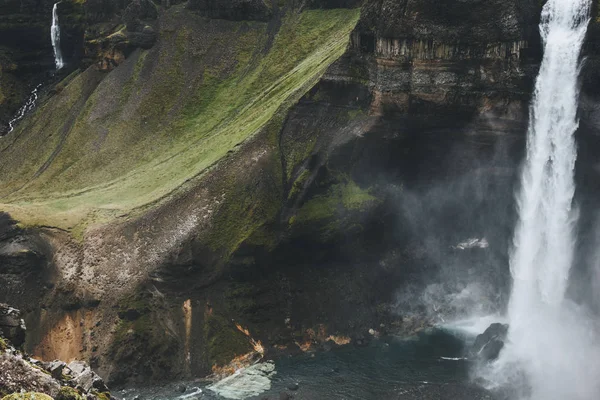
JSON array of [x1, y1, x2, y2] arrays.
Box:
[[224, 283, 260, 315], [295, 180, 376, 224], [290, 178, 379, 240], [55, 387, 83, 400], [288, 169, 311, 200], [0, 337, 7, 351], [204, 314, 252, 367], [2, 393, 54, 400], [92, 392, 110, 400], [0, 7, 361, 233]]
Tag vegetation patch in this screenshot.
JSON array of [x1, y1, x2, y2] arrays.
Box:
[[55, 387, 83, 400], [204, 314, 252, 368], [0, 7, 360, 232], [290, 177, 379, 240], [1, 393, 54, 400]]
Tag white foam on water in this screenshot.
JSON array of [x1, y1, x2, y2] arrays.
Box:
[[177, 387, 202, 399]]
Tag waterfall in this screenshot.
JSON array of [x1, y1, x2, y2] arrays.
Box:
[[51, 2, 64, 70], [488, 0, 600, 399], [3, 84, 42, 135]]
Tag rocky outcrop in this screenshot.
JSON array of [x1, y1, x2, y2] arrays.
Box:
[[0, 306, 112, 400], [0, 352, 61, 398], [470, 323, 508, 361], [0, 214, 51, 313], [352, 0, 542, 119]]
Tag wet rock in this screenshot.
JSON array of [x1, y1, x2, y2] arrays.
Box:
[[368, 328, 380, 338], [279, 393, 292, 400], [471, 323, 509, 361], [287, 382, 299, 391], [176, 384, 186, 393], [354, 334, 369, 347]]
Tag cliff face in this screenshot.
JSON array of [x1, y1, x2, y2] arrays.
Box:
[[1, 0, 600, 388]]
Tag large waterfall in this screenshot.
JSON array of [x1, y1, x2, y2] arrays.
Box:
[[490, 0, 600, 399], [51, 2, 64, 69]]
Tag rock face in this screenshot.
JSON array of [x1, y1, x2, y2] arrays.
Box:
[[0, 306, 112, 400], [0, 214, 51, 314], [0, 305, 26, 348]]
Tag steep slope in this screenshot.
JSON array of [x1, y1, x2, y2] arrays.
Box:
[[0, 5, 359, 231]]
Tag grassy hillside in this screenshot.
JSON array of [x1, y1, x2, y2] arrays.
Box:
[[0, 6, 360, 230]]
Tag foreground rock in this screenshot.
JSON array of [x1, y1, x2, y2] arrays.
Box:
[[208, 361, 276, 400], [470, 323, 509, 361], [0, 305, 112, 400]]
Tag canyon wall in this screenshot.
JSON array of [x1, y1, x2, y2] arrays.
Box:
[[2, 0, 600, 387]]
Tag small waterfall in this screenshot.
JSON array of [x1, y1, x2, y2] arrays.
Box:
[[51, 2, 64, 70], [488, 0, 600, 399], [3, 84, 42, 135]]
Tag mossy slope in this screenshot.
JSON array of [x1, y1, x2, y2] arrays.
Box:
[[0, 6, 360, 231]]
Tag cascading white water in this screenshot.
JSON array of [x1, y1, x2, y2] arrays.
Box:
[[488, 0, 600, 399], [51, 2, 64, 70], [4, 84, 42, 135]]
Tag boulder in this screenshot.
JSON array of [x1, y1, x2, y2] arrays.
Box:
[[471, 323, 509, 361], [67, 361, 109, 393], [44, 360, 67, 379]]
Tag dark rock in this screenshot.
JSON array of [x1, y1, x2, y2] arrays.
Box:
[[117, 309, 142, 321], [307, 0, 362, 8], [188, 0, 271, 21], [287, 382, 299, 391], [279, 393, 292, 400], [176, 384, 187, 393], [127, 30, 157, 50], [359, 0, 539, 42], [45, 360, 67, 379], [471, 323, 509, 361], [123, 0, 158, 32], [0, 303, 26, 347]]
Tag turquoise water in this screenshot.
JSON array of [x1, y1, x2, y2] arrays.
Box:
[[118, 329, 495, 400]]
